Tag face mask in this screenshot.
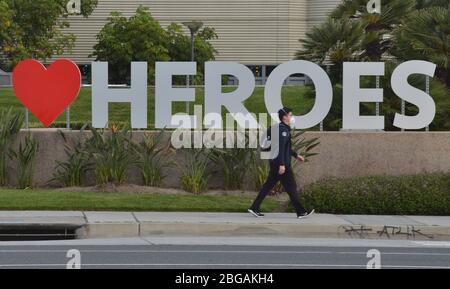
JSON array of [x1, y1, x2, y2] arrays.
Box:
[[290, 117, 296, 129]]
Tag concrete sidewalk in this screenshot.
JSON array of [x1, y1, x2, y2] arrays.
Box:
[[1, 211, 450, 240]]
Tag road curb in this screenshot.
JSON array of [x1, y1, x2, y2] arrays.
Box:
[[2, 212, 450, 241], [79, 222, 450, 241]]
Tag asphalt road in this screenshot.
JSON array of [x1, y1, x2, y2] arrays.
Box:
[[0, 237, 449, 269]]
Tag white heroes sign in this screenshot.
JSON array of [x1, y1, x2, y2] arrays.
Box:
[[91, 60, 437, 130]]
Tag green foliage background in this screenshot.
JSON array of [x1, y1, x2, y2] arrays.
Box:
[[0, 0, 98, 70], [296, 0, 450, 131]]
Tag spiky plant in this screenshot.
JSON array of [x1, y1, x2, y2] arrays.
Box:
[[131, 130, 174, 187], [52, 127, 91, 187], [85, 126, 136, 185], [0, 108, 24, 186], [210, 132, 255, 190], [10, 134, 38, 189], [179, 149, 210, 194]]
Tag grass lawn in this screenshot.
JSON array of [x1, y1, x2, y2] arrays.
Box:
[[0, 189, 280, 212], [0, 86, 317, 128]]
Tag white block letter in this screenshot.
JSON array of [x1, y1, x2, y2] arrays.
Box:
[[92, 62, 147, 128], [343, 62, 384, 130], [392, 61, 436, 130], [264, 60, 332, 129], [205, 62, 257, 129], [155, 62, 197, 129]]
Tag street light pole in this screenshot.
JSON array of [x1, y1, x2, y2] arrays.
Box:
[[182, 21, 203, 114], [190, 29, 195, 67]]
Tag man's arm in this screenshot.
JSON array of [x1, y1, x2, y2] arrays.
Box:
[[277, 127, 289, 174], [278, 128, 288, 166]]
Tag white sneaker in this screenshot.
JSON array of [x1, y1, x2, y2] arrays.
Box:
[[297, 209, 315, 219], [248, 209, 265, 218]]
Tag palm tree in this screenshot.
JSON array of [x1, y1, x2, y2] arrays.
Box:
[[330, 0, 416, 61], [295, 0, 450, 131], [415, 0, 450, 9], [392, 6, 450, 87], [296, 18, 364, 64], [296, 18, 364, 84]]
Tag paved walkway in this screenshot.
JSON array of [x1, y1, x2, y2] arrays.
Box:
[[1, 211, 450, 240]]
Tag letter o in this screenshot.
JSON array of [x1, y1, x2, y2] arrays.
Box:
[[264, 60, 333, 129]]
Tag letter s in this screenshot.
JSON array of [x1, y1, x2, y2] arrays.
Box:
[[392, 61, 436, 130]]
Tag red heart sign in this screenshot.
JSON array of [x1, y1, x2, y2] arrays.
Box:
[[12, 59, 81, 127]]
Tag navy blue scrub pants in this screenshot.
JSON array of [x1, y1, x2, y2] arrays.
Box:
[[250, 162, 307, 216]]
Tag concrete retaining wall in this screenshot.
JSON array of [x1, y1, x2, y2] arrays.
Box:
[[7, 130, 450, 189]]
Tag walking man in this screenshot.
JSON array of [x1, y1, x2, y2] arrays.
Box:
[[248, 107, 315, 219]]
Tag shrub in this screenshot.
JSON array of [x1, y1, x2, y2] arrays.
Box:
[[52, 129, 91, 187], [250, 151, 269, 191], [0, 108, 23, 185], [210, 134, 254, 190], [180, 149, 210, 194], [85, 126, 136, 185], [132, 130, 174, 187], [10, 134, 38, 189], [301, 174, 450, 215]]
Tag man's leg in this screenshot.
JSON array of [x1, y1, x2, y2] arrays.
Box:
[[280, 166, 307, 216], [250, 164, 279, 212]]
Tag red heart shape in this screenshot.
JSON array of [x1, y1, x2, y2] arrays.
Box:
[[13, 59, 81, 127]]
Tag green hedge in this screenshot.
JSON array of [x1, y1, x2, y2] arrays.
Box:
[[300, 174, 450, 215]]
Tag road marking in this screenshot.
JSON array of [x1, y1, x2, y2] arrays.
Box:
[[0, 263, 450, 269], [414, 241, 450, 247], [1, 249, 450, 256], [0, 249, 328, 252], [337, 251, 450, 256]]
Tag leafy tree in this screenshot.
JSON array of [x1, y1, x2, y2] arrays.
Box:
[[91, 7, 170, 84], [0, 0, 98, 70], [92, 6, 217, 84], [0, 2, 20, 67]]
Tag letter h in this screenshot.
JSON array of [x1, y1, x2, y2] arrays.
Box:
[[91, 62, 147, 128]]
